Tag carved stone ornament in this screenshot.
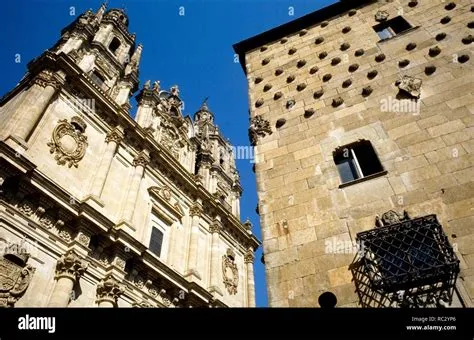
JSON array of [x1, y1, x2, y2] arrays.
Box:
[[132, 151, 150, 168], [222, 248, 239, 295], [132, 300, 153, 308], [244, 250, 255, 264], [96, 274, 125, 306], [160, 185, 172, 201], [105, 128, 124, 144], [209, 219, 222, 234], [55, 249, 88, 282], [375, 210, 410, 227], [47, 116, 88, 168], [396, 75, 422, 98], [189, 202, 203, 217], [0, 243, 36, 307], [249, 115, 273, 146], [375, 10, 389, 22]]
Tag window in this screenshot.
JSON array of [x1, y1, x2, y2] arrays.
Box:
[[108, 37, 121, 55], [149, 227, 164, 258], [333, 140, 385, 186], [90, 71, 105, 87], [373, 16, 413, 41]]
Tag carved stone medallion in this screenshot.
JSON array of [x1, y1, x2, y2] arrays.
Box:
[[222, 248, 239, 295], [47, 116, 88, 168]]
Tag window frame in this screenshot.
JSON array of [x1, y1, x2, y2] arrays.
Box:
[[108, 36, 121, 55], [147, 213, 170, 262], [373, 16, 418, 42], [333, 140, 387, 188]]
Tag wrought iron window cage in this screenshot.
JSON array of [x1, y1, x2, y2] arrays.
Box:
[[350, 211, 460, 308]]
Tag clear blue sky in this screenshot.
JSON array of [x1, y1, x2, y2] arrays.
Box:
[[0, 0, 337, 307]]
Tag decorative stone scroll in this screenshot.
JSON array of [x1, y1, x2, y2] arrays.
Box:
[[222, 248, 239, 295], [47, 116, 88, 168], [0, 243, 36, 307]]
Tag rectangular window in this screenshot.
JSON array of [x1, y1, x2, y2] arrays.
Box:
[[373, 16, 413, 41], [333, 140, 385, 186], [149, 227, 164, 258]]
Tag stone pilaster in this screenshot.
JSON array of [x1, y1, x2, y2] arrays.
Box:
[[208, 217, 223, 296], [232, 191, 241, 218], [244, 248, 256, 307], [3, 69, 64, 146], [87, 127, 124, 204], [116, 150, 149, 233], [48, 249, 88, 307], [96, 274, 124, 307], [185, 201, 203, 280]]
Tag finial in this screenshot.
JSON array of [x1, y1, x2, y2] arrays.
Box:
[[200, 97, 209, 111], [170, 85, 180, 96], [144, 80, 151, 89]]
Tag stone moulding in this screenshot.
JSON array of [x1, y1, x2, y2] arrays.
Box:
[[47, 117, 88, 168]]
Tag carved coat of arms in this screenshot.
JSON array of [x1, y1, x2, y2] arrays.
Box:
[[47, 116, 88, 168], [0, 246, 35, 308], [222, 249, 239, 295]]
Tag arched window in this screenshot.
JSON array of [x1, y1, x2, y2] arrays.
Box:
[[108, 37, 121, 55]]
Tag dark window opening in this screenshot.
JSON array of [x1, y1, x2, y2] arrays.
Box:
[[373, 16, 413, 41], [149, 227, 164, 258], [90, 71, 109, 92], [108, 37, 121, 55], [333, 140, 384, 185], [90, 71, 105, 87]]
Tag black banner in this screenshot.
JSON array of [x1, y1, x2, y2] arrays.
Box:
[[1, 308, 473, 339]]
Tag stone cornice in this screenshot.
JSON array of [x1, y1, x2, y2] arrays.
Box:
[[0, 155, 223, 307]]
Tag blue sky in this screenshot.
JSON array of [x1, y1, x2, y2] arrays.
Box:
[[0, 0, 336, 307]]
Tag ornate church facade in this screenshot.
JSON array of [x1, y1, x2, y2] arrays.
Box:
[[235, 0, 473, 307], [0, 4, 259, 308]]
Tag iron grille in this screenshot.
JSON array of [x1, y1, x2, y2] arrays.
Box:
[[350, 213, 460, 308]]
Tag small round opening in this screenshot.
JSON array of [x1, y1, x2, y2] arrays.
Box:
[[318, 292, 337, 308]]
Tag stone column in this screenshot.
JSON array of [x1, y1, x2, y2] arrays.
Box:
[[208, 218, 223, 296], [121, 151, 149, 225], [245, 248, 256, 308], [185, 201, 203, 280], [96, 274, 124, 307], [89, 128, 124, 200], [48, 250, 88, 307], [5, 70, 63, 143]]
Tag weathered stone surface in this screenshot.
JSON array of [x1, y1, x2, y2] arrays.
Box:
[[239, 0, 474, 308]]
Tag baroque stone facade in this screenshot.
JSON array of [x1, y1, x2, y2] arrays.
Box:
[[0, 4, 259, 308], [234, 0, 473, 307]]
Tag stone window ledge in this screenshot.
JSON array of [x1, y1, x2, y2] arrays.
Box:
[[377, 26, 420, 44], [338, 170, 388, 189]]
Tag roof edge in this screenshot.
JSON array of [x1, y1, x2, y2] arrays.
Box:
[[233, 0, 377, 74]]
